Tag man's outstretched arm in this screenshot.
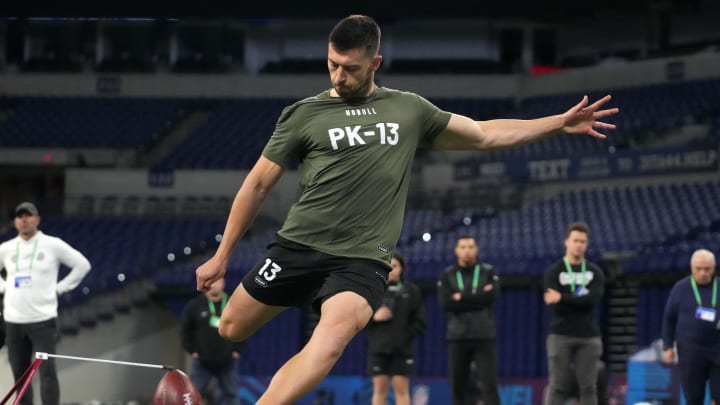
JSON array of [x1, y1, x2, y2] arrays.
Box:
[[196, 156, 284, 291], [433, 95, 619, 151]]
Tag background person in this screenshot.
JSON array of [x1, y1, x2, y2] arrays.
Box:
[[0, 201, 92, 405], [181, 277, 243, 405], [661, 249, 720, 405], [543, 222, 605, 405], [438, 235, 501, 405], [366, 252, 426, 405]]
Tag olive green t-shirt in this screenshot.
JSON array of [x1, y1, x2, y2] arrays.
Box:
[[262, 86, 451, 265]]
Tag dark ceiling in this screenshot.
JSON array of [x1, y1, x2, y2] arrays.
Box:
[[0, 0, 705, 20]]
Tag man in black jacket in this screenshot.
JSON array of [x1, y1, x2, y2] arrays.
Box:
[[543, 222, 605, 405], [438, 235, 500, 405], [366, 252, 426, 405], [181, 277, 244, 405]]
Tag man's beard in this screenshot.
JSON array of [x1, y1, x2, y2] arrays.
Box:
[[334, 76, 372, 98]]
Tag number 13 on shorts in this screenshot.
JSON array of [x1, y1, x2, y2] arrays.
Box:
[[258, 258, 282, 282]]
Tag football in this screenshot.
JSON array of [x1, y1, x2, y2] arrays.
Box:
[[152, 369, 202, 405]]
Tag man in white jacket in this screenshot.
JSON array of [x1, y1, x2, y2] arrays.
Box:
[[0, 202, 91, 405]]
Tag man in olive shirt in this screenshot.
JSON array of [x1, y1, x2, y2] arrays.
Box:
[[195, 15, 619, 405]]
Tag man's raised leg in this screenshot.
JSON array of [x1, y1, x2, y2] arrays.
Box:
[[218, 283, 287, 342], [257, 291, 373, 405]]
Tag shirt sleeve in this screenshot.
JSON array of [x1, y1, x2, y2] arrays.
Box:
[[459, 266, 499, 307], [560, 266, 605, 308], [409, 283, 427, 337], [261, 104, 306, 169], [437, 269, 454, 311], [232, 341, 245, 354], [414, 94, 452, 148], [53, 237, 92, 295], [180, 299, 197, 354], [661, 283, 680, 350], [543, 264, 561, 293], [0, 244, 6, 294]]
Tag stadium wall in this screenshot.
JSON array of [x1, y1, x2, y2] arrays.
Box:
[[64, 169, 300, 222], [1, 52, 719, 99]]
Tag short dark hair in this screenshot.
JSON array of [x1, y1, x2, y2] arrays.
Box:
[[566, 222, 590, 238], [329, 14, 381, 56], [456, 235, 476, 244], [392, 251, 407, 279]]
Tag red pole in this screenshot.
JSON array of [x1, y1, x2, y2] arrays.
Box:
[[0, 358, 42, 405]]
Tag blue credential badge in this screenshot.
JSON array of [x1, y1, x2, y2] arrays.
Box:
[[14, 275, 32, 288], [695, 306, 716, 322]]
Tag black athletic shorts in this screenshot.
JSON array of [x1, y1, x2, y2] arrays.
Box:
[[367, 353, 416, 377], [241, 237, 390, 313]]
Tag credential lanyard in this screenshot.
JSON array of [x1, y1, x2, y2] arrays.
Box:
[[208, 293, 228, 317], [690, 277, 717, 309], [15, 239, 39, 272], [563, 257, 586, 293], [456, 264, 480, 294]]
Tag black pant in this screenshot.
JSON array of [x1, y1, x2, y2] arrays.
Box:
[[6, 319, 60, 405], [447, 339, 500, 405], [677, 341, 720, 405]]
